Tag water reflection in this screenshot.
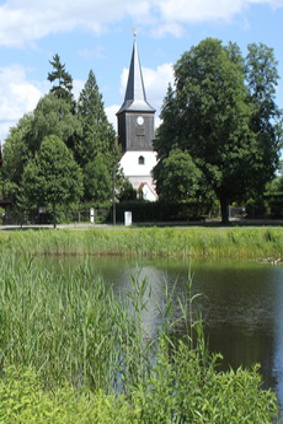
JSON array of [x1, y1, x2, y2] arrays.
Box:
[[36, 256, 283, 410], [272, 267, 283, 409], [113, 265, 166, 338]]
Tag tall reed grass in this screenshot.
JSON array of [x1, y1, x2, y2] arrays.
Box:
[[0, 255, 156, 392], [0, 254, 279, 422], [1, 226, 283, 259]]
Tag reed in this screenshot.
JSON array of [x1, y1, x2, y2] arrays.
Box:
[[1, 226, 283, 259], [0, 253, 279, 422], [0, 254, 167, 393]]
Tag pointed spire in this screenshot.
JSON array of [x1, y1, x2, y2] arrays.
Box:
[[117, 38, 155, 114]]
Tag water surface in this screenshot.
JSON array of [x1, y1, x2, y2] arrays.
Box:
[[39, 256, 283, 411]]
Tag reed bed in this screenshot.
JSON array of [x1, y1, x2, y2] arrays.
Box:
[[0, 255, 156, 393], [0, 226, 281, 421], [0, 253, 279, 422], [0, 226, 283, 259]]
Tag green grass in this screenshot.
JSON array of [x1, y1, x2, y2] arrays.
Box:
[[0, 226, 281, 422], [0, 256, 137, 392], [0, 253, 279, 422], [0, 226, 283, 259]]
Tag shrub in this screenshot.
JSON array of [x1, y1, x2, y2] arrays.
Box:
[[131, 338, 278, 423], [0, 346, 278, 424], [0, 366, 137, 424]]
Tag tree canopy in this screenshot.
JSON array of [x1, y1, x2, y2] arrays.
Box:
[[154, 38, 282, 223], [76, 70, 118, 166], [3, 40, 282, 225], [2, 57, 120, 222], [75, 70, 120, 207], [48, 54, 74, 104], [245, 43, 283, 190], [22, 135, 83, 227], [153, 148, 203, 202], [27, 93, 82, 152]]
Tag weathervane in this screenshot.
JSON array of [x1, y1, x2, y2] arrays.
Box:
[[132, 28, 137, 37]]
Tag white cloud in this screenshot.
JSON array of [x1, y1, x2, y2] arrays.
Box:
[[78, 46, 106, 59], [0, 0, 282, 46], [73, 79, 85, 101], [105, 105, 119, 132], [0, 65, 44, 140], [155, 0, 283, 24], [143, 63, 174, 112], [0, 64, 88, 141], [151, 23, 185, 38]]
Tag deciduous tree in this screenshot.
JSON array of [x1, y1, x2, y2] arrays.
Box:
[[153, 148, 202, 202], [154, 84, 181, 161], [154, 38, 282, 223], [245, 42, 283, 192], [2, 114, 33, 204], [26, 93, 82, 153], [22, 135, 83, 227]]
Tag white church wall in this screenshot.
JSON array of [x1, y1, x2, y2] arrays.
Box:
[[119, 150, 158, 201], [119, 151, 157, 177]]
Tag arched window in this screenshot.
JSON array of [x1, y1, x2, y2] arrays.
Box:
[[138, 156, 145, 165]]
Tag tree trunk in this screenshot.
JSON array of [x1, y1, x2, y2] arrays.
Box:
[[219, 197, 230, 224], [52, 203, 57, 229]]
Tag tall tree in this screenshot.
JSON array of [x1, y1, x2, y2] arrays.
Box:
[[48, 54, 74, 104], [83, 153, 113, 206], [3, 114, 32, 185], [76, 70, 120, 206], [245, 43, 283, 191], [2, 114, 33, 204], [154, 84, 181, 161], [2, 93, 82, 212], [26, 93, 81, 153], [153, 148, 204, 202], [22, 135, 83, 227], [154, 38, 282, 223], [76, 70, 118, 165]]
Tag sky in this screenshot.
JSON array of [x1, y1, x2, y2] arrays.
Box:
[[0, 0, 282, 142]]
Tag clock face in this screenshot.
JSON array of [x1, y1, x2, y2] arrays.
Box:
[[137, 116, 144, 125]]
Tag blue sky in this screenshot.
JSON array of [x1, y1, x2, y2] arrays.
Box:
[[0, 0, 282, 141]]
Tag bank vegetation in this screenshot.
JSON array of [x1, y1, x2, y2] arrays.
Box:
[[1, 226, 283, 260], [0, 254, 278, 423]]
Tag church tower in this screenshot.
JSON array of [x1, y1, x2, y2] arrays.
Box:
[[117, 37, 157, 201]]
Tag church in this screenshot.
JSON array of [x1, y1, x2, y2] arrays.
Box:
[[116, 37, 158, 201]]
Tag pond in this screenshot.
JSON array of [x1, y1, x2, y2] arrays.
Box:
[[40, 255, 283, 412]]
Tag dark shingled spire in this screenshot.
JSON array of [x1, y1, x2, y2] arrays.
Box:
[[117, 38, 155, 114]]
